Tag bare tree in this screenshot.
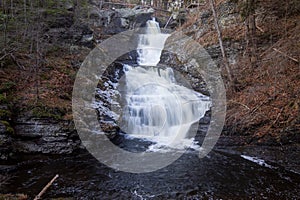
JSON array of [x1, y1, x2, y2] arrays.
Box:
[[209, 0, 234, 89], [23, 0, 27, 39], [242, 0, 258, 67], [1, 0, 9, 47]]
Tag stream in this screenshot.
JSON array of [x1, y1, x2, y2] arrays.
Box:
[[1, 144, 299, 199]]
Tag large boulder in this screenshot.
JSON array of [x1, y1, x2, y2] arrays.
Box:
[[94, 7, 155, 36]]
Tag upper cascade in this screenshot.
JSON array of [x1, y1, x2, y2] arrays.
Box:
[[137, 18, 170, 66]]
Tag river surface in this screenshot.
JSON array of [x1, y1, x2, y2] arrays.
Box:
[[1, 137, 299, 199]]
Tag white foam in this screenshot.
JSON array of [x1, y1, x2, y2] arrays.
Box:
[[241, 155, 274, 169], [120, 66, 211, 148], [119, 18, 211, 151]]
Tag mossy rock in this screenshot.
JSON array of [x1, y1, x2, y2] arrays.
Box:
[[0, 121, 14, 135], [0, 81, 16, 93], [0, 109, 12, 120], [31, 105, 65, 120], [0, 94, 8, 104]]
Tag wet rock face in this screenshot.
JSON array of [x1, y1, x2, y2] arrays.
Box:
[[159, 51, 209, 96], [90, 7, 154, 37], [12, 118, 82, 154], [44, 6, 155, 48]]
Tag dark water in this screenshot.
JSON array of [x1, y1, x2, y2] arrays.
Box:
[[1, 145, 299, 199]]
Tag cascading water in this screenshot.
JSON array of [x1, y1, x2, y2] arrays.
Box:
[[120, 18, 211, 148], [137, 18, 170, 66]]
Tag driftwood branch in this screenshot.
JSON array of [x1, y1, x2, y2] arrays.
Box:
[[273, 48, 299, 63], [34, 174, 59, 200]]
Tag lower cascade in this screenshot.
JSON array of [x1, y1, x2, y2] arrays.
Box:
[[118, 18, 211, 148]]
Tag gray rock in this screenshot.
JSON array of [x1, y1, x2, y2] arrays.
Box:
[[95, 7, 154, 35], [116, 7, 154, 19], [64, 0, 74, 11], [0, 122, 6, 134], [14, 139, 81, 154], [81, 34, 94, 43], [115, 8, 136, 18], [120, 18, 129, 28], [14, 119, 61, 138], [12, 118, 81, 154]]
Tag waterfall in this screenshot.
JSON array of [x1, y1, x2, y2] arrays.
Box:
[[137, 18, 170, 66], [119, 18, 211, 148]]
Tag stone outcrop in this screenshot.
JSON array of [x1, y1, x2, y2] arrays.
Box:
[[12, 117, 82, 154]]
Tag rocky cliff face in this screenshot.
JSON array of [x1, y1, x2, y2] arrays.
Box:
[[0, 4, 157, 159]]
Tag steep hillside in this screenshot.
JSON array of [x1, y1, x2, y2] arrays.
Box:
[[181, 0, 300, 144]]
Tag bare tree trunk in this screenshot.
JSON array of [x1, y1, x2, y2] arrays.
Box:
[[29, 0, 34, 53], [249, 8, 258, 67], [244, 17, 250, 57], [2, 0, 8, 47], [243, 0, 257, 67], [10, 0, 14, 17], [35, 7, 41, 103], [23, 0, 28, 40], [35, 31, 40, 103], [99, 0, 104, 9], [24, 0, 27, 25], [209, 0, 234, 88]]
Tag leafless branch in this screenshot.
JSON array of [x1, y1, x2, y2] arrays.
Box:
[[273, 48, 299, 63]]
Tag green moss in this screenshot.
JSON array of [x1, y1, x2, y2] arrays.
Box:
[[46, 45, 62, 55], [44, 8, 65, 16], [0, 81, 16, 93], [0, 109, 12, 120], [31, 104, 65, 120], [0, 120, 14, 135], [40, 73, 51, 81], [223, 36, 232, 41], [0, 94, 8, 104]]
